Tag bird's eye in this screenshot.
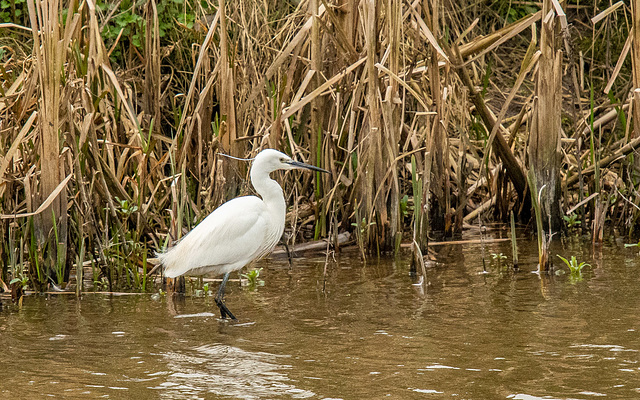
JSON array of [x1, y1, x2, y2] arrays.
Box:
[[280, 158, 286, 163]]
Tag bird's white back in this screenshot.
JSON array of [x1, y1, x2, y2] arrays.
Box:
[[160, 195, 284, 277]]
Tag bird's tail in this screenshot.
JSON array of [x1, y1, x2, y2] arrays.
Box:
[[156, 248, 178, 278]]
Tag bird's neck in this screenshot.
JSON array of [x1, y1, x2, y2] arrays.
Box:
[[251, 169, 286, 214]]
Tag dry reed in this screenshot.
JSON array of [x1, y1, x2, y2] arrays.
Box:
[[0, 0, 639, 291]]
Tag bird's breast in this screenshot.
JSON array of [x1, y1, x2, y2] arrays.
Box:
[[256, 203, 286, 259]]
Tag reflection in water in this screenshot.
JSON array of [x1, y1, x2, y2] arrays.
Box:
[[1, 239, 640, 399], [154, 344, 315, 399], [508, 395, 562, 400], [174, 312, 218, 319]]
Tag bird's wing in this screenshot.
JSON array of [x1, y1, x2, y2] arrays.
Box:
[[161, 196, 271, 277]]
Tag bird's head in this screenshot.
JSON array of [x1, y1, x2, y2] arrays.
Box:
[[254, 149, 329, 174]]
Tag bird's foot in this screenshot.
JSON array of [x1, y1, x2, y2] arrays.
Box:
[[215, 298, 237, 320]]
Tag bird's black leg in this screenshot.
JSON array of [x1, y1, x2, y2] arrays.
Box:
[[283, 241, 294, 269], [215, 272, 237, 320]]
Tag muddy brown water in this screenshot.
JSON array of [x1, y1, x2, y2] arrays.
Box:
[[1, 238, 640, 399]]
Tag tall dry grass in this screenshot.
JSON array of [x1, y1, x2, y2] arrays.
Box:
[[1, 0, 640, 291]]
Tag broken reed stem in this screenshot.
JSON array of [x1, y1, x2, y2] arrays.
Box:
[[385, 0, 402, 251], [425, 0, 451, 235], [631, 1, 640, 173], [528, 169, 548, 272], [529, 0, 562, 231], [510, 211, 518, 269], [310, 0, 325, 240], [361, 0, 381, 251], [26, 0, 65, 285]]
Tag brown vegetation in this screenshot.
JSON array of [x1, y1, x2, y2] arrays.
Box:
[[1, 0, 640, 291]]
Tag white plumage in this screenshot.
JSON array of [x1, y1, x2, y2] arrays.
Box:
[[157, 148, 328, 319], [161, 196, 282, 278]]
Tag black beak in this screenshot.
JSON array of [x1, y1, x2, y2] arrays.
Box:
[[288, 160, 329, 174]]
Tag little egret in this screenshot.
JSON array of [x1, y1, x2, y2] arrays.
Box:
[[158, 149, 328, 319]]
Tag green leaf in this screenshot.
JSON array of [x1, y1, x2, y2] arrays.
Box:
[[556, 254, 570, 268]]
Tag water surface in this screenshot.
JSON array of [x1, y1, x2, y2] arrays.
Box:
[[2, 238, 640, 399]]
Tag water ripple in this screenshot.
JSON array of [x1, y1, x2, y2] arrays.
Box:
[[152, 344, 315, 399]]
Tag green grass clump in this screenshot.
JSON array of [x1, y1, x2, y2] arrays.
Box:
[[557, 255, 590, 275], [241, 268, 264, 289]]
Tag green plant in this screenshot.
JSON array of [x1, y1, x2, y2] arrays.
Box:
[[625, 241, 640, 255], [9, 273, 28, 291], [352, 217, 377, 233], [563, 213, 582, 231], [491, 252, 507, 262], [470, 114, 488, 140], [193, 280, 211, 297], [557, 255, 590, 275], [241, 267, 264, 289], [351, 211, 376, 259], [93, 276, 110, 291], [114, 196, 138, 217], [98, 0, 144, 50], [0, 0, 26, 24], [101, 231, 148, 291], [51, 210, 66, 286], [27, 217, 46, 290], [528, 169, 549, 271], [400, 194, 410, 219], [96, 0, 198, 62], [490, 252, 508, 270]]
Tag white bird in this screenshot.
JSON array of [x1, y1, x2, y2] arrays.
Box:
[[158, 148, 328, 319]]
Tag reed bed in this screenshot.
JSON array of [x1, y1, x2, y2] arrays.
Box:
[[1, 0, 639, 292]]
